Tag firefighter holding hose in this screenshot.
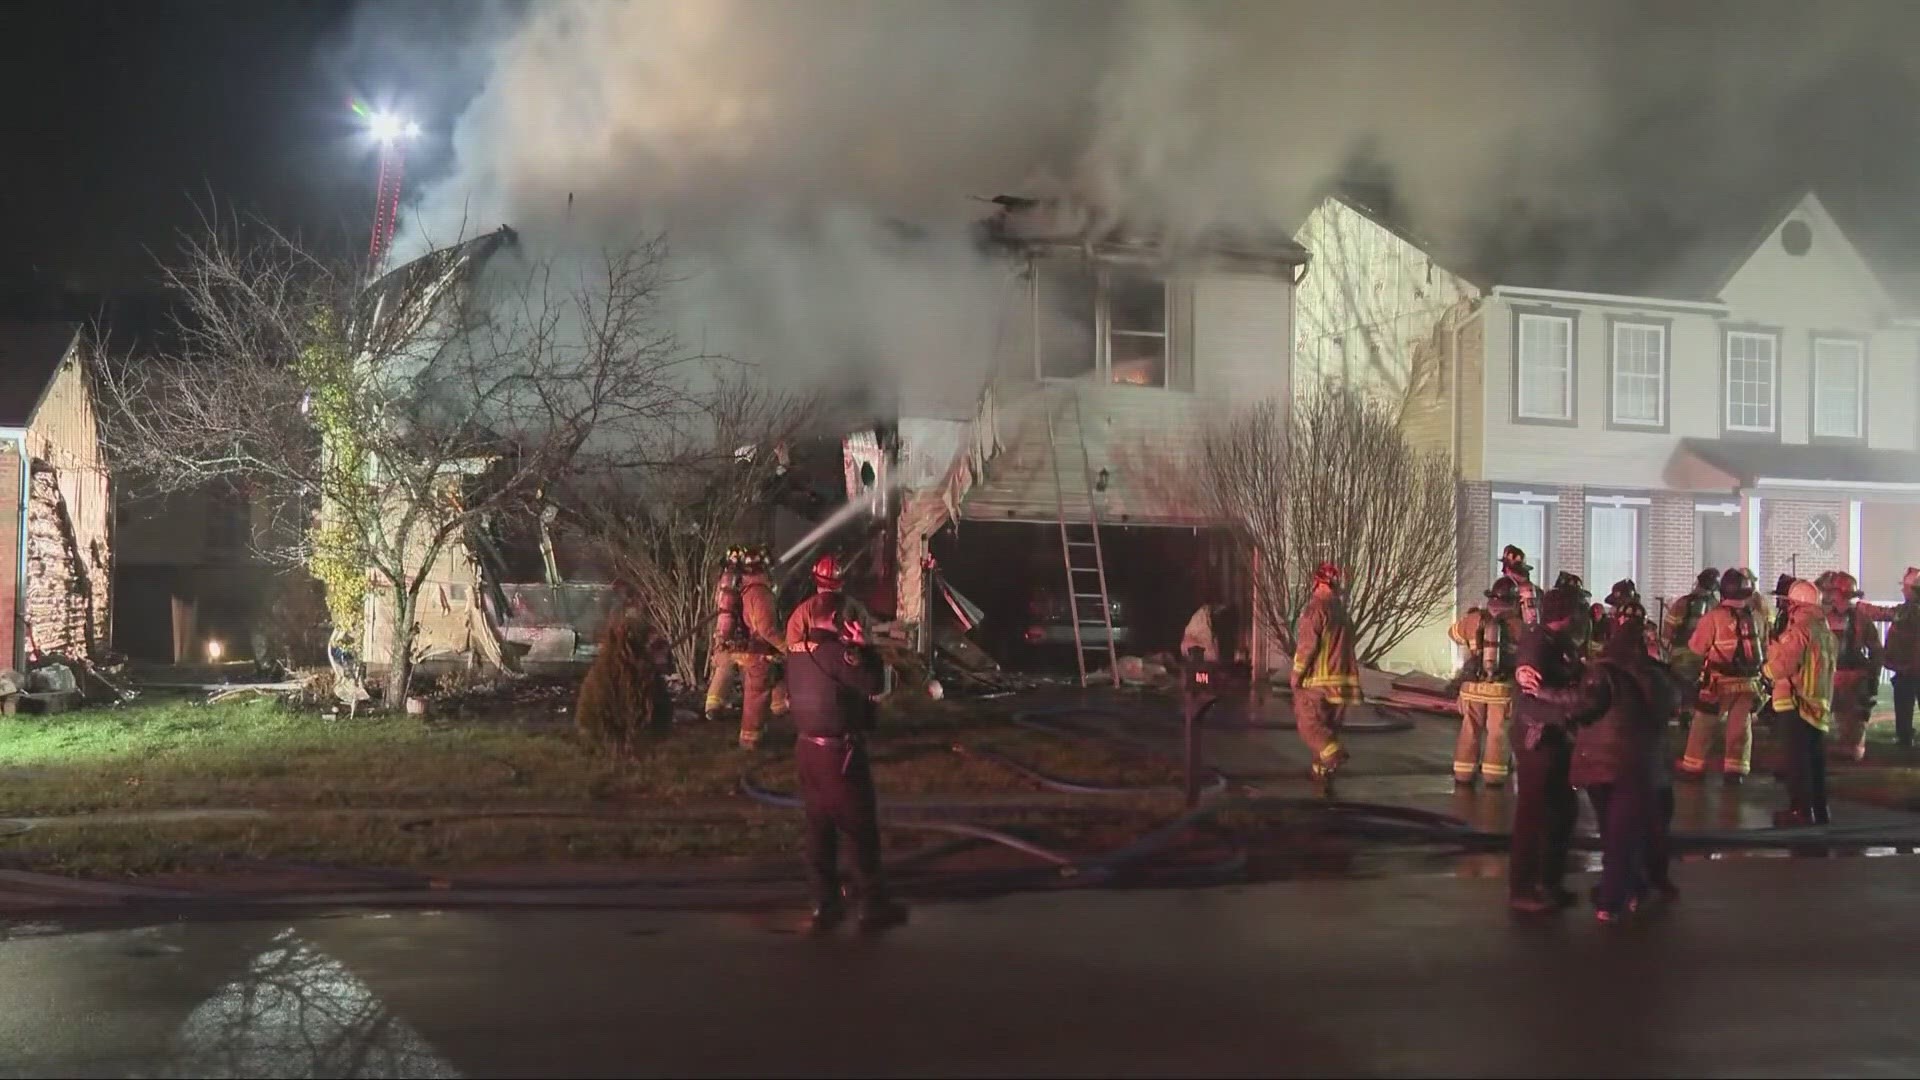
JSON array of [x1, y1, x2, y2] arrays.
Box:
[[785, 553, 906, 932]]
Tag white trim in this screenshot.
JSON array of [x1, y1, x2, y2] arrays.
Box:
[[1492, 489, 1560, 505], [1724, 330, 1779, 434], [1585, 494, 1653, 507], [1515, 312, 1574, 422], [1849, 499, 1863, 579], [1746, 495, 1763, 570], [1754, 477, 1920, 493], [1695, 501, 1741, 515], [1491, 284, 1728, 315], [1811, 337, 1867, 440], [1609, 321, 1667, 428]]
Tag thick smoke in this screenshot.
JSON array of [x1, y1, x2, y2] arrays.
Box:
[[378, 0, 1911, 402]]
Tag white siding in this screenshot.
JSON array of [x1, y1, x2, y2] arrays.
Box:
[[1194, 273, 1293, 403]]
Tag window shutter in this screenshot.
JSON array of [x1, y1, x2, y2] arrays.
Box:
[[1166, 282, 1196, 392]]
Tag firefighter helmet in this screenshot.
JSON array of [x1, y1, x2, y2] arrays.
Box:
[[1788, 579, 1822, 607], [1905, 567, 1920, 590], [1827, 570, 1861, 598], [1774, 573, 1797, 598], [812, 553, 846, 592], [1605, 579, 1639, 608], [1719, 567, 1753, 600], [737, 545, 771, 573], [1696, 568, 1721, 593], [1501, 545, 1532, 575], [1485, 576, 1520, 607], [1553, 571, 1588, 598], [1313, 561, 1343, 588]]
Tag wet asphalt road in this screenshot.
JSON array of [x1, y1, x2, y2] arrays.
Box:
[[3, 855, 1920, 1079]]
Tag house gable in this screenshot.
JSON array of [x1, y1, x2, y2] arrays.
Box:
[[1717, 192, 1896, 330]]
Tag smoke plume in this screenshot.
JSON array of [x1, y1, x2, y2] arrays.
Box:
[[369, 0, 1916, 401]]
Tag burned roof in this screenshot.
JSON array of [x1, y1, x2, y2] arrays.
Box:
[[977, 196, 1309, 271], [0, 322, 80, 428]]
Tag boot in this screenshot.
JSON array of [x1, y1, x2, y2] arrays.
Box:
[[1722, 772, 1744, 787], [809, 900, 845, 932], [858, 896, 908, 931], [1674, 764, 1705, 781], [1548, 885, 1578, 909], [1812, 805, 1831, 826], [1508, 890, 1555, 915]]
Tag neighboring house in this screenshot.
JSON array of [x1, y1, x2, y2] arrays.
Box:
[[1302, 189, 1920, 674], [847, 198, 1307, 671], [0, 324, 111, 668]]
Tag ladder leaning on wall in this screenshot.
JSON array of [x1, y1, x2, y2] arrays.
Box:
[[1046, 388, 1121, 688]]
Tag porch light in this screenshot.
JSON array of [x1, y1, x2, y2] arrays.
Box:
[[1096, 468, 1110, 493]]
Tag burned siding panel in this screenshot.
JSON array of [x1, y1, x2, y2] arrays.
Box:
[[23, 355, 110, 658], [23, 466, 97, 658]]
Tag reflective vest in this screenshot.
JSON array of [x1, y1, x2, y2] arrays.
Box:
[[1448, 607, 1519, 703], [1293, 594, 1361, 704], [1767, 612, 1836, 732]]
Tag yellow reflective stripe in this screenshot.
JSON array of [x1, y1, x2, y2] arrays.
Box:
[[1317, 742, 1343, 761], [1679, 756, 1707, 771]]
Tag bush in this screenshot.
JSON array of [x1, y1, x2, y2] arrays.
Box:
[[575, 605, 672, 756]]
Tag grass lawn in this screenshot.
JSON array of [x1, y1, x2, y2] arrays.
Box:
[[0, 692, 1185, 877]]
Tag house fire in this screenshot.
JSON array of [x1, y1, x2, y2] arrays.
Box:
[[843, 198, 1308, 680]]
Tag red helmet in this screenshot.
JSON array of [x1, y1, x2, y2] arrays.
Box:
[[812, 553, 845, 592], [1313, 561, 1343, 587]]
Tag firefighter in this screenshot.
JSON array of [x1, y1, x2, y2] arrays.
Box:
[[1291, 561, 1360, 793], [1770, 574, 1796, 641], [1823, 571, 1884, 762], [1879, 569, 1920, 748], [1662, 569, 1719, 718], [705, 545, 789, 749], [1500, 545, 1540, 627], [784, 577, 906, 931], [1555, 572, 1593, 655], [1769, 579, 1837, 827], [1597, 579, 1645, 656], [1677, 568, 1767, 782], [1448, 578, 1524, 789], [1508, 586, 1585, 914]]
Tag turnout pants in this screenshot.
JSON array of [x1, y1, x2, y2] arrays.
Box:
[[1453, 691, 1512, 783], [1509, 726, 1575, 901], [706, 650, 789, 746], [1833, 669, 1876, 761], [796, 738, 886, 905], [1681, 683, 1757, 776], [1292, 688, 1349, 775], [1893, 673, 1919, 747], [1783, 712, 1830, 819]]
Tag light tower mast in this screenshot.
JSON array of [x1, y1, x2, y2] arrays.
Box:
[[354, 103, 421, 273]]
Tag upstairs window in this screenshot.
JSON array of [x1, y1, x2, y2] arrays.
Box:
[[1106, 271, 1167, 388], [1724, 330, 1778, 434], [1812, 337, 1865, 440], [1037, 262, 1097, 380], [1515, 312, 1573, 422], [1610, 322, 1666, 428]]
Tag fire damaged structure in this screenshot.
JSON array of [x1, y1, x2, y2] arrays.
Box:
[[0, 325, 111, 669], [844, 199, 1308, 681]]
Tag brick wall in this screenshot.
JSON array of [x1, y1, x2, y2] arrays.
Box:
[[0, 447, 16, 669], [1760, 498, 1849, 586], [1554, 485, 1585, 584], [1646, 494, 1697, 603], [1458, 480, 1491, 615]]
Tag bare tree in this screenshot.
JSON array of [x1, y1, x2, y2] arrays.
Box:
[[557, 379, 815, 687], [95, 214, 697, 704], [1199, 387, 1456, 666]]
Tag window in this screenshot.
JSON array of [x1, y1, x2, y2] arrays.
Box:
[[1037, 261, 1097, 379], [1107, 271, 1167, 388], [1515, 313, 1573, 421], [1587, 504, 1641, 592], [205, 487, 249, 561], [1812, 338, 1865, 440], [1724, 330, 1777, 433], [1493, 499, 1549, 581], [1696, 502, 1743, 574], [1610, 322, 1666, 427]]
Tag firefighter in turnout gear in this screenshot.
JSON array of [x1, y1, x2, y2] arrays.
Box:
[[1448, 578, 1525, 787], [1771, 574, 1797, 641], [1596, 579, 1646, 657], [1501, 545, 1540, 627], [1292, 562, 1360, 792], [1679, 568, 1767, 781], [1824, 571, 1884, 762], [705, 546, 789, 749], [1662, 569, 1719, 712], [1556, 572, 1593, 655], [1770, 579, 1838, 826], [1879, 569, 1920, 748]]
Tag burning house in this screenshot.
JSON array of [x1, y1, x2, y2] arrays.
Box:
[[843, 198, 1308, 681]]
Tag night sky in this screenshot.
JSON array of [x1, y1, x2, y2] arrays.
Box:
[[0, 0, 473, 302]]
